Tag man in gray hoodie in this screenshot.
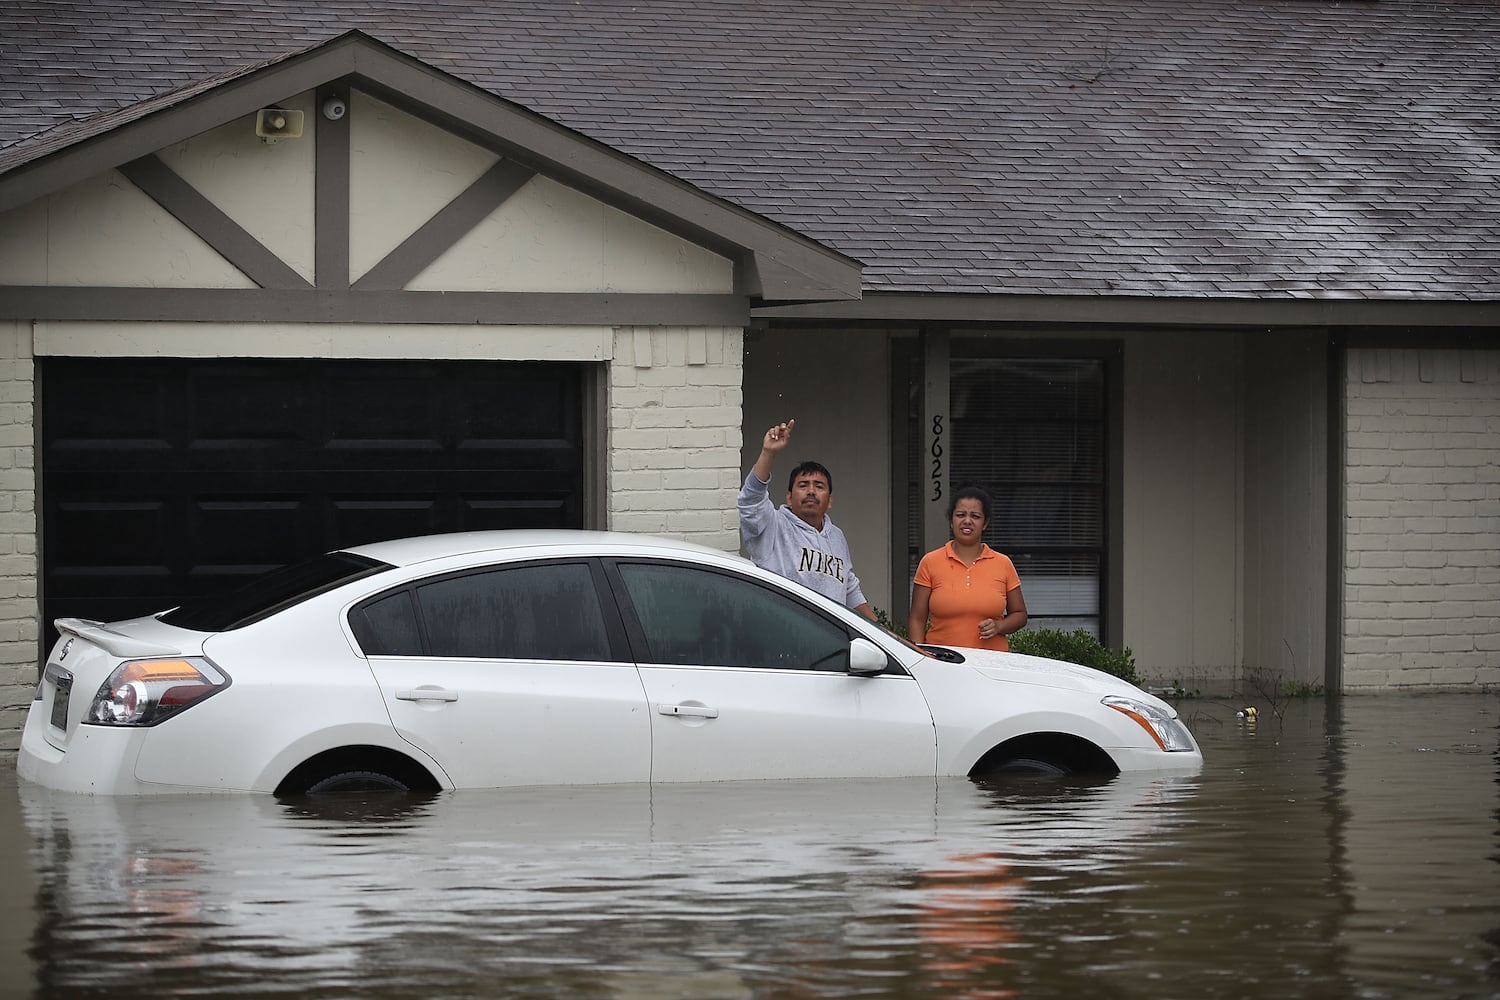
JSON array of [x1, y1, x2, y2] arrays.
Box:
[[738, 419, 876, 620]]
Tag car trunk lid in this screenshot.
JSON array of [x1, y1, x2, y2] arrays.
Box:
[[40, 617, 190, 752]]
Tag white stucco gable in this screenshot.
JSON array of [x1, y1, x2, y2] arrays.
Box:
[[346, 92, 731, 294], [0, 32, 860, 303], [0, 171, 256, 288], [412, 173, 734, 294], [156, 92, 320, 284], [0, 87, 734, 297]]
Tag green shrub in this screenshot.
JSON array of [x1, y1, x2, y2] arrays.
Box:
[[873, 607, 907, 638], [877, 610, 1139, 687], [1009, 627, 1139, 686]]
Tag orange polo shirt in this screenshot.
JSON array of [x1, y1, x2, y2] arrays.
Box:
[[913, 542, 1021, 651]]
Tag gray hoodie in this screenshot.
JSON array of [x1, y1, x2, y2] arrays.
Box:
[[738, 470, 868, 610]]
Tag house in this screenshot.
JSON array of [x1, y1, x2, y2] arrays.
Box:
[[2, 0, 1497, 748]]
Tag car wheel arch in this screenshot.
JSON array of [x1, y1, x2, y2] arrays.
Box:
[[968, 732, 1119, 780], [274, 744, 443, 796]]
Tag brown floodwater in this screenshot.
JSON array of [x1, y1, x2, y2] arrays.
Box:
[[1, 692, 1497, 999]]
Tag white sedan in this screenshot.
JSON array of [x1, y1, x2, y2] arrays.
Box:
[[18, 530, 1201, 795]]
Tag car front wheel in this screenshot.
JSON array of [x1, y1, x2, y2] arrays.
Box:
[[304, 769, 411, 795], [984, 756, 1072, 778], [969, 733, 1120, 780]]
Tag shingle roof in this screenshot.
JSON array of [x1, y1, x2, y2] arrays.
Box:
[[3, 0, 1498, 300]]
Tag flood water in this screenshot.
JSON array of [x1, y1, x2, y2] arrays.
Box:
[[1, 692, 1497, 1000]]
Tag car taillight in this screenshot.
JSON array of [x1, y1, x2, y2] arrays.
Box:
[[87, 658, 230, 727]]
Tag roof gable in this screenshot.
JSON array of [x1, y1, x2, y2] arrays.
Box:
[[0, 31, 862, 303]]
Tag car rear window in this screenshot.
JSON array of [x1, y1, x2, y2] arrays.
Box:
[[159, 552, 392, 632]]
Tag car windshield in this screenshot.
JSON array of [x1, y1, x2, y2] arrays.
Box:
[[159, 552, 392, 632]]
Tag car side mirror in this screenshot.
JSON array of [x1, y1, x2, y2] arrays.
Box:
[[848, 637, 887, 676]]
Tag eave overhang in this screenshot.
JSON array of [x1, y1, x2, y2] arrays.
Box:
[[752, 293, 1500, 329]]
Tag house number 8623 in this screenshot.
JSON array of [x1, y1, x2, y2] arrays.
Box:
[[930, 415, 944, 501]]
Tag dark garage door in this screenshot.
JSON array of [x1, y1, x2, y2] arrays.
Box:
[[40, 357, 588, 639]]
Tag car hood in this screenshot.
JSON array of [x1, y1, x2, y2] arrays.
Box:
[[932, 646, 1167, 704]]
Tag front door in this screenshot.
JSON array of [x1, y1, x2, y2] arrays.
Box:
[[608, 560, 936, 782]]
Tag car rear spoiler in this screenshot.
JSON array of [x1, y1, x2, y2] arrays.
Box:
[[54, 617, 182, 659]]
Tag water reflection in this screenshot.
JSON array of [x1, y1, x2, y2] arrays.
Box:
[[18, 775, 1191, 998], [8, 693, 1500, 999]]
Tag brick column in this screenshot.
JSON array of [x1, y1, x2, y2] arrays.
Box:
[[1344, 348, 1500, 690], [0, 322, 37, 752], [608, 326, 743, 551]]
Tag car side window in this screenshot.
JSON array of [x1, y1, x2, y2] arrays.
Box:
[[420, 562, 613, 661], [615, 562, 850, 671], [351, 590, 423, 655], [354, 562, 614, 662]]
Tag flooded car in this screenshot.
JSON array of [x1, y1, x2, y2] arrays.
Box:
[[18, 530, 1201, 795]]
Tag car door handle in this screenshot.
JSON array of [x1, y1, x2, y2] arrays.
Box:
[[394, 687, 459, 703], [656, 703, 718, 719]]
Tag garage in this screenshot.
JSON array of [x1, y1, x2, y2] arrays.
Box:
[[39, 357, 589, 639]]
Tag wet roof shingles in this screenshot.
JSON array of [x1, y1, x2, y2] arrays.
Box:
[[2, 0, 1497, 300]]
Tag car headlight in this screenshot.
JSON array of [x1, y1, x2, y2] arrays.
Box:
[[87, 658, 230, 727], [1102, 696, 1196, 752]]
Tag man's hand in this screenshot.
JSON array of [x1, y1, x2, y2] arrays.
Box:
[[753, 419, 794, 483], [762, 419, 795, 453]]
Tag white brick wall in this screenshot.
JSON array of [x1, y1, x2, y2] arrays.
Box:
[[0, 321, 37, 751], [1344, 348, 1500, 691], [608, 326, 743, 551]]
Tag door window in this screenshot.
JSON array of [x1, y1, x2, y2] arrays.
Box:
[[615, 563, 850, 671], [353, 562, 614, 661]]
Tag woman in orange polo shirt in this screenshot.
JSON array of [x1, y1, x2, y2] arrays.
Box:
[[908, 485, 1028, 651]]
